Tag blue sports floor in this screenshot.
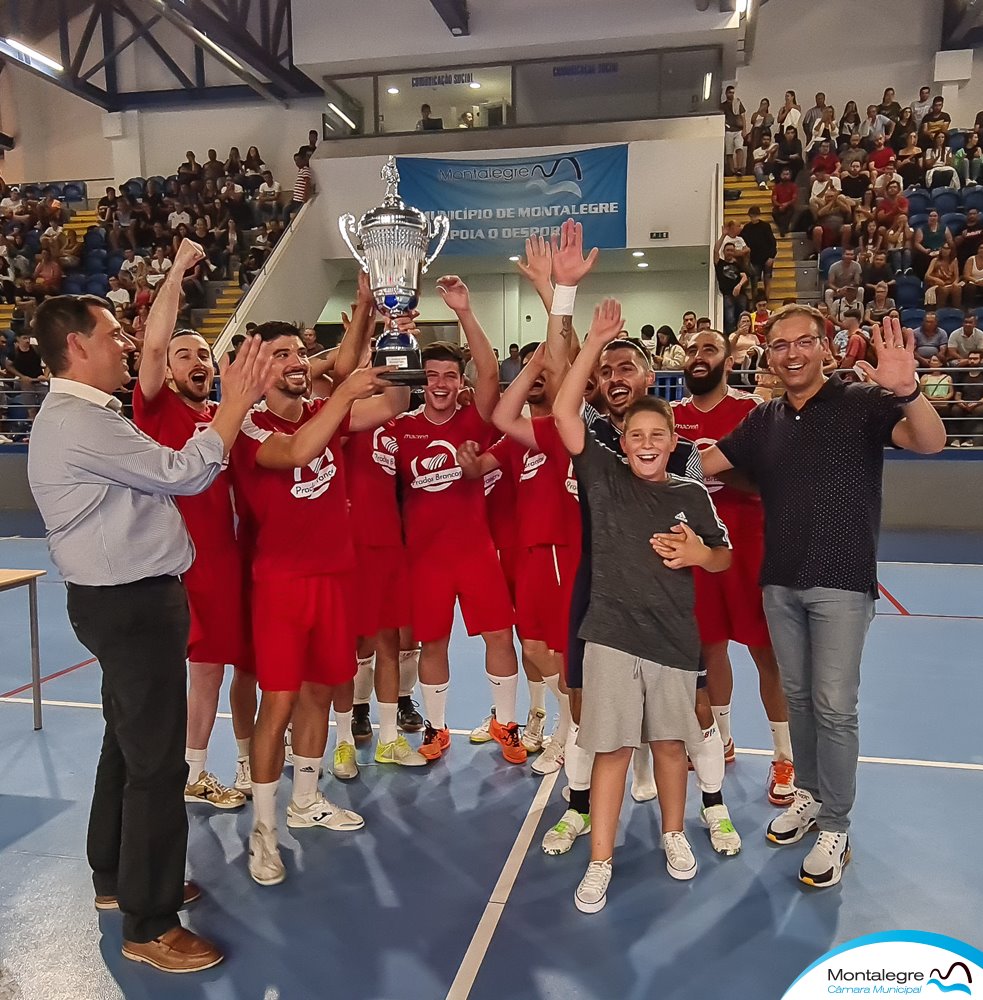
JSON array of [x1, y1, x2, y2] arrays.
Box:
[[0, 525, 981, 1000]]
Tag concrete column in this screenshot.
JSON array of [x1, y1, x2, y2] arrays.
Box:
[[102, 110, 145, 186], [934, 49, 974, 127]]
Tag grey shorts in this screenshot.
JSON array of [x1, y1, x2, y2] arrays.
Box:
[[577, 642, 703, 754]]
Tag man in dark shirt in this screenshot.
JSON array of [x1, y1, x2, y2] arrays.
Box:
[[862, 251, 896, 299], [920, 96, 951, 150], [740, 206, 778, 302], [5, 331, 48, 428], [700, 307, 944, 889], [714, 244, 750, 334], [840, 159, 871, 206], [771, 167, 799, 236], [97, 187, 118, 226], [773, 126, 804, 181], [953, 350, 983, 446], [956, 207, 983, 267]]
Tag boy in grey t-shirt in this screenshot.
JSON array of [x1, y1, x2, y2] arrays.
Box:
[[554, 299, 732, 914]]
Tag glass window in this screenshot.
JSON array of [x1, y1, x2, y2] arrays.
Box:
[[660, 48, 720, 118], [323, 77, 375, 137]]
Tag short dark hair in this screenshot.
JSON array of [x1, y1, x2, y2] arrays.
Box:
[[422, 340, 465, 373], [640, 324, 655, 338], [601, 338, 652, 367], [623, 395, 675, 434], [843, 308, 863, 321], [509, 343, 519, 351], [231, 334, 246, 348], [255, 320, 302, 343], [696, 316, 712, 328], [33, 294, 113, 375], [519, 341, 540, 363], [245, 322, 257, 331], [748, 206, 761, 217]]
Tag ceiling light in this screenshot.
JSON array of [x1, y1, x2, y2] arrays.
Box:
[[632, 251, 645, 258], [637, 262, 649, 268], [328, 102, 358, 130], [2, 37, 63, 72], [469, 81, 481, 89], [703, 71, 712, 102], [387, 87, 399, 95], [508, 255, 520, 262]]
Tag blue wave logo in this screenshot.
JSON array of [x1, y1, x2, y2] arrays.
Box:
[[526, 156, 584, 199], [927, 983, 972, 995], [928, 961, 973, 994]]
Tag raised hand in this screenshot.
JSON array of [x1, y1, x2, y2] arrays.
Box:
[[436, 275, 471, 314], [357, 268, 375, 306], [516, 235, 552, 287], [650, 522, 708, 570], [857, 315, 918, 396], [550, 218, 599, 286], [173, 238, 206, 274], [340, 364, 398, 400], [587, 298, 624, 346], [218, 335, 273, 407]]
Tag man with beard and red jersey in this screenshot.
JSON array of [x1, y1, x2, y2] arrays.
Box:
[[231, 322, 409, 886], [388, 276, 524, 765], [672, 329, 796, 807], [132, 238, 251, 809]]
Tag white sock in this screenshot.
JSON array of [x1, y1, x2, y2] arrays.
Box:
[[378, 702, 398, 744], [420, 682, 448, 730], [687, 724, 725, 795], [185, 747, 207, 783], [564, 723, 593, 791], [399, 648, 420, 697], [711, 704, 732, 746], [527, 679, 547, 715], [251, 779, 278, 831], [354, 655, 375, 704], [770, 720, 793, 762], [486, 670, 519, 725], [291, 755, 321, 809], [335, 710, 354, 747], [542, 673, 571, 744], [235, 737, 251, 762]]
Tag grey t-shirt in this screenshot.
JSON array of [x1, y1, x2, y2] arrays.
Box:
[[948, 328, 983, 358], [828, 259, 863, 290], [571, 433, 730, 670]]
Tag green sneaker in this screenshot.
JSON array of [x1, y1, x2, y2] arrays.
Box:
[[375, 734, 428, 767], [332, 740, 359, 781], [542, 808, 590, 856], [701, 803, 742, 856]]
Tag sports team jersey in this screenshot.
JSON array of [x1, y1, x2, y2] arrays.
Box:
[[671, 389, 762, 519], [231, 400, 354, 578], [343, 424, 403, 548], [391, 403, 496, 552], [132, 382, 237, 554], [484, 436, 518, 551]]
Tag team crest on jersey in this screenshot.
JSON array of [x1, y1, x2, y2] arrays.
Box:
[[410, 441, 462, 492], [291, 446, 337, 499], [371, 426, 397, 475], [519, 450, 547, 481]]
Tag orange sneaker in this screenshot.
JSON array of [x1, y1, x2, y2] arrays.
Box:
[[419, 722, 450, 761], [489, 718, 528, 765], [767, 759, 796, 806]]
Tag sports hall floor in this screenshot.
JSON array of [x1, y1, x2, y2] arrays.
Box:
[[0, 513, 981, 1000]]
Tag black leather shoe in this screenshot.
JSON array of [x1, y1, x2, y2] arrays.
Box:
[[352, 703, 373, 744], [397, 696, 424, 733]]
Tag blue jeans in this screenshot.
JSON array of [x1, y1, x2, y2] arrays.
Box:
[[762, 586, 875, 834], [722, 293, 749, 334]]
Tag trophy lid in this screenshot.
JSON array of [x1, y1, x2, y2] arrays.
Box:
[[358, 156, 429, 232]]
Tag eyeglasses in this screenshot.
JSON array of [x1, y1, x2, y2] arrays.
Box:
[[767, 335, 820, 355]]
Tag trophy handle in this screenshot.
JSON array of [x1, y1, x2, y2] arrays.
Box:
[[338, 214, 369, 271], [421, 214, 451, 274]]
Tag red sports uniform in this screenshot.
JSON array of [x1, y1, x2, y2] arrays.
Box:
[[344, 425, 411, 636], [132, 383, 246, 666], [391, 404, 514, 643], [672, 388, 771, 647], [231, 401, 356, 691], [484, 435, 519, 601]]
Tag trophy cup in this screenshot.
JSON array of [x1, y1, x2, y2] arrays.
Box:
[[339, 156, 450, 385]]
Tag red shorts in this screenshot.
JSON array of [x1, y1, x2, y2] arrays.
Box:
[[183, 545, 247, 666], [694, 524, 772, 648], [352, 544, 412, 637], [498, 546, 519, 603], [515, 543, 578, 653], [251, 573, 356, 691], [408, 538, 515, 643]]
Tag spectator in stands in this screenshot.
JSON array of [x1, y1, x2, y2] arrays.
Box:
[[284, 148, 314, 224], [219, 176, 244, 202], [225, 147, 244, 179], [873, 163, 902, 198], [806, 108, 837, 160], [838, 101, 862, 151], [5, 330, 47, 426], [678, 310, 697, 340], [891, 107, 916, 153], [238, 251, 261, 290], [714, 220, 748, 262], [177, 150, 203, 187], [167, 201, 192, 232], [202, 149, 226, 184], [839, 132, 868, 172], [132, 274, 153, 314], [740, 206, 777, 302], [864, 282, 896, 325], [307, 129, 319, 152], [829, 284, 864, 325], [206, 197, 230, 234], [776, 90, 802, 137], [747, 98, 774, 150], [924, 246, 963, 306], [867, 133, 897, 179], [499, 344, 522, 384], [715, 242, 750, 334], [416, 104, 435, 130], [752, 131, 776, 188], [97, 186, 118, 225], [0, 255, 17, 304], [914, 312, 948, 361], [243, 146, 267, 175], [144, 246, 171, 290], [963, 244, 983, 307], [771, 166, 799, 236], [106, 276, 131, 314], [810, 139, 840, 179], [874, 180, 908, 231], [859, 104, 894, 149], [837, 309, 871, 369], [773, 125, 804, 181], [841, 160, 872, 225], [721, 84, 747, 177], [181, 258, 207, 311], [913, 209, 954, 277], [952, 350, 983, 446], [751, 298, 771, 336], [256, 170, 281, 222], [213, 220, 242, 280], [802, 93, 827, 138], [954, 132, 983, 187], [924, 131, 958, 190], [919, 354, 955, 442], [878, 88, 902, 122], [25, 249, 62, 300], [810, 165, 851, 254], [949, 313, 983, 360], [896, 131, 925, 187], [957, 208, 983, 267], [882, 214, 912, 273], [919, 96, 951, 150], [910, 86, 934, 127], [729, 317, 765, 391], [653, 325, 685, 369], [824, 248, 863, 310]]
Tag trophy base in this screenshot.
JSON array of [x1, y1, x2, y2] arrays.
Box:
[[373, 347, 428, 387]]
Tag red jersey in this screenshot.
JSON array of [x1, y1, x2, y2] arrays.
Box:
[[132, 382, 236, 554], [231, 400, 354, 578], [343, 424, 403, 548], [391, 403, 495, 552], [484, 436, 518, 551]]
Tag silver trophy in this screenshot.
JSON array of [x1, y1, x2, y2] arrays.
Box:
[[339, 156, 450, 386]]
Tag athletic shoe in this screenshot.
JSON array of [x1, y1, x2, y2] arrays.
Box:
[[234, 759, 252, 798], [574, 860, 612, 913], [419, 721, 451, 761], [723, 738, 736, 764], [766, 788, 821, 845], [248, 823, 285, 886], [521, 708, 547, 753], [800, 831, 851, 888], [663, 831, 698, 880], [489, 717, 528, 765], [332, 741, 359, 781], [184, 772, 246, 810], [700, 804, 742, 856], [630, 747, 658, 803], [286, 793, 364, 831], [531, 736, 565, 776], [542, 808, 590, 855], [397, 696, 424, 733], [352, 703, 373, 744], [375, 734, 428, 766], [767, 759, 796, 807], [284, 723, 294, 766], [469, 709, 495, 744]]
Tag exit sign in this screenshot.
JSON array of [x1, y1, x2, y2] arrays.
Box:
[[650, 231, 670, 240]]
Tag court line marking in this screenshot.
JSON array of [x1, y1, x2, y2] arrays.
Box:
[[877, 582, 910, 616], [0, 657, 97, 699]]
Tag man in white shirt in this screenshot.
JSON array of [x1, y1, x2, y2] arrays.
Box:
[[256, 170, 282, 222], [910, 86, 933, 127], [119, 249, 144, 286], [713, 221, 749, 263], [106, 276, 132, 311], [167, 207, 191, 231]]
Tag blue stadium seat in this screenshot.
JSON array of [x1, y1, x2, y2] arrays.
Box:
[[121, 178, 146, 199], [819, 247, 844, 280], [901, 308, 926, 328], [941, 212, 967, 236], [83, 249, 108, 274], [975, 307, 983, 326], [963, 187, 983, 213], [106, 253, 125, 277], [908, 213, 929, 230], [62, 274, 86, 295], [62, 182, 86, 205], [935, 307, 965, 333], [42, 183, 65, 200], [904, 190, 932, 216], [85, 274, 110, 297], [146, 175, 166, 191], [949, 131, 969, 153], [931, 189, 961, 215], [24, 229, 41, 251], [894, 275, 925, 308], [82, 228, 106, 249], [20, 184, 41, 200]]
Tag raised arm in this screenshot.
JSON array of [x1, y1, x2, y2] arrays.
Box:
[[492, 343, 546, 450], [516, 235, 554, 312], [333, 270, 377, 381], [547, 219, 598, 381]]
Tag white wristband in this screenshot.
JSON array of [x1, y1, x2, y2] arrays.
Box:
[[550, 284, 577, 317]]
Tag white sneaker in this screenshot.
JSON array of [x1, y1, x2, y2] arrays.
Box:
[[542, 808, 590, 855], [521, 708, 547, 753], [234, 758, 252, 797], [375, 734, 428, 766], [663, 831, 698, 880], [767, 788, 821, 845], [630, 746, 658, 802], [286, 793, 364, 831], [531, 736, 565, 775], [701, 803, 742, 855], [574, 860, 612, 913], [800, 831, 851, 887], [248, 823, 285, 886], [284, 723, 294, 766], [332, 741, 359, 781], [469, 709, 495, 744]]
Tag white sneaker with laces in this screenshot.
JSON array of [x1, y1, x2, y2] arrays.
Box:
[[248, 823, 285, 886], [630, 746, 658, 802], [663, 831, 698, 880], [234, 758, 252, 797], [542, 808, 590, 855], [521, 708, 547, 753], [575, 859, 612, 913], [332, 741, 359, 780], [800, 831, 851, 887], [701, 803, 742, 855], [767, 788, 821, 845], [531, 737, 565, 775], [469, 709, 495, 744], [286, 793, 364, 831]]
